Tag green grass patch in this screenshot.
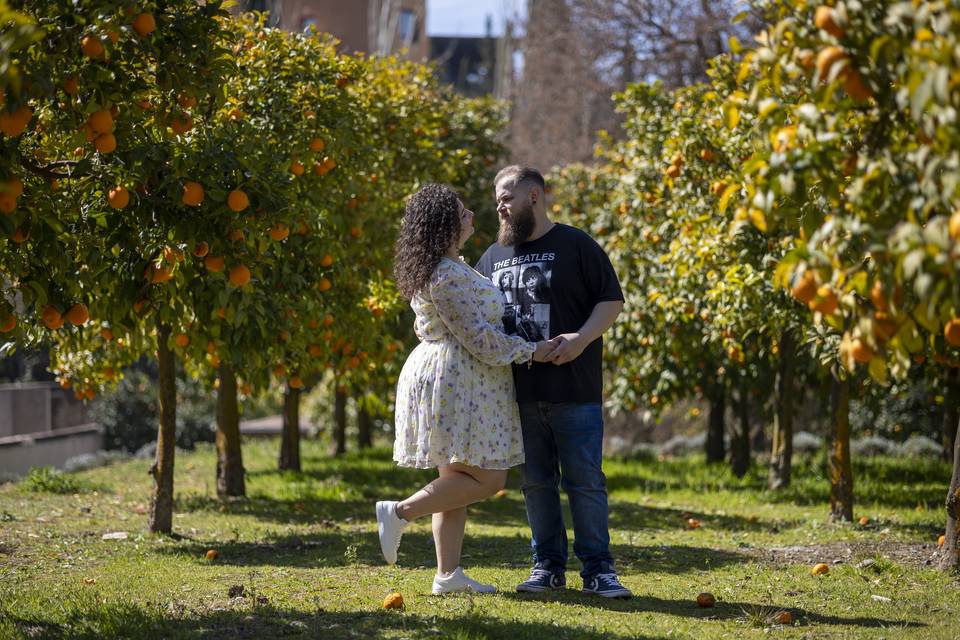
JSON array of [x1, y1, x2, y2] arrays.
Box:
[[0, 440, 957, 639]]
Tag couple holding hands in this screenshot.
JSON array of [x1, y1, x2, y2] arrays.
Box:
[[376, 166, 630, 599]]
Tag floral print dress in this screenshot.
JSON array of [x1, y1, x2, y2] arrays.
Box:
[[394, 257, 536, 470]]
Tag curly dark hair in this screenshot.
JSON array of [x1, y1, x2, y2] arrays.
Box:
[[394, 184, 462, 299]]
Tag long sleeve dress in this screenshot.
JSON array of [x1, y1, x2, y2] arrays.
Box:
[[393, 257, 536, 470]]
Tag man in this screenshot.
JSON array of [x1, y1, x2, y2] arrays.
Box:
[[475, 166, 630, 598]]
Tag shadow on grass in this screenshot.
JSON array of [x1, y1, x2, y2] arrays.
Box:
[[152, 525, 753, 577], [501, 592, 925, 629], [0, 591, 923, 640]]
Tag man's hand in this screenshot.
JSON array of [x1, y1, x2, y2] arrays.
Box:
[[546, 333, 588, 365], [533, 338, 562, 362]]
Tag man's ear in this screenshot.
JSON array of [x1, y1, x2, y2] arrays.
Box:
[[529, 186, 540, 205]]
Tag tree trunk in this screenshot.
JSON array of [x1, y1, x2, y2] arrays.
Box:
[[706, 384, 725, 463], [769, 330, 797, 490], [148, 321, 176, 534], [216, 363, 245, 497], [332, 384, 347, 456], [730, 378, 751, 478], [828, 376, 854, 522], [939, 415, 960, 571], [279, 387, 301, 472], [943, 368, 959, 464], [357, 393, 373, 449]]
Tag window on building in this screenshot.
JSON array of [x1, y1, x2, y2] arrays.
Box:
[[398, 9, 418, 43]]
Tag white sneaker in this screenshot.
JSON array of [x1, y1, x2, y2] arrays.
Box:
[[375, 500, 407, 564], [432, 567, 497, 595]]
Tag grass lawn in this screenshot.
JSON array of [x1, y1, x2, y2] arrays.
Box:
[[1, 438, 957, 639]]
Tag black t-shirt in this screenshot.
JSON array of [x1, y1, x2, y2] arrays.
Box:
[[475, 223, 624, 403]]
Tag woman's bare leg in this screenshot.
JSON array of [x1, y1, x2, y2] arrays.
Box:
[[433, 506, 467, 575], [396, 463, 505, 521]]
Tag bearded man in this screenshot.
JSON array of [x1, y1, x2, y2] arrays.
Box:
[[474, 166, 630, 598]]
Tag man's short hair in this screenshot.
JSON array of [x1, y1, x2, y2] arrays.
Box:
[[495, 165, 546, 192]]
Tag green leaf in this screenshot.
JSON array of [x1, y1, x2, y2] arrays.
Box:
[[718, 183, 739, 214]]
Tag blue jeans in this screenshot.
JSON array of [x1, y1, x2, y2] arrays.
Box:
[[518, 401, 614, 578]]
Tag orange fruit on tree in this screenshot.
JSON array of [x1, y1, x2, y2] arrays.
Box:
[[320, 254, 334, 267], [382, 593, 403, 610], [11, 228, 28, 243], [170, 115, 193, 135], [108, 186, 129, 209], [814, 6, 844, 38], [810, 285, 838, 315], [177, 92, 197, 108], [227, 189, 249, 212], [308, 344, 324, 357], [949, 209, 960, 241], [696, 592, 715, 608], [811, 563, 830, 576], [944, 318, 960, 347], [290, 160, 304, 176], [41, 305, 63, 330], [791, 272, 817, 304], [0, 313, 15, 333], [699, 148, 714, 162], [318, 277, 332, 292], [228, 264, 251, 287], [227, 228, 244, 242], [843, 69, 873, 102], [150, 265, 174, 283], [193, 241, 209, 257], [816, 46, 847, 83], [273, 364, 286, 377], [288, 375, 303, 389], [269, 223, 289, 241], [870, 281, 888, 311], [131, 12, 156, 37], [216, 307, 227, 319], [64, 77, 79, 95], [81, 35, 105, 59], [88, 110, 114, 134], [100, 327, 113, 340], [851, 339, 874, 364], [309, 137, 325, 153], [65, 303, 89, 325], [182, 181, 204, 206], [873, 312, 896, 342], [322, 314, 334, 326], [665, 164, 681, 178], [94, 133, 116, 153], [204, 255, 225, 272], [939, 534, 946, 547], [174, 333, 190, 347], [350, 226, 361, 238], [0, 106, 32, 137]]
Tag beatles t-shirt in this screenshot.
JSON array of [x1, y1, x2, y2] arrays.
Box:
[[475, 223, 624, 403]]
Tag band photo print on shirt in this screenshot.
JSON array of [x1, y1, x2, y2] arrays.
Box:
[[491, 257, 553, 343]]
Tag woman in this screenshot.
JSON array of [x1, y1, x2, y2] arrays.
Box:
[[377, 184, 554, 594]]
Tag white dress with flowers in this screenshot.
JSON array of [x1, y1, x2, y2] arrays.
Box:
[[394, 257, 536, 470]]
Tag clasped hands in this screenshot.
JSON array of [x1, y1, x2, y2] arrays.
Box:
[[532, 333, 587, 366]]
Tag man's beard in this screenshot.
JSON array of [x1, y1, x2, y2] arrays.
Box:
[[497, 201, 535, 246]]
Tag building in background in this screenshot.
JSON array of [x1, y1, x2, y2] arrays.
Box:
[[430, 15, 516, 99], [234, 0, 429, 61]]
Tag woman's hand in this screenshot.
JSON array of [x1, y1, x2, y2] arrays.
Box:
[[532, 339, 560, 362]]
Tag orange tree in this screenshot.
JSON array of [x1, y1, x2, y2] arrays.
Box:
[[549, 73, 821, 483], [0, 0, 233, 533], [728, 0, 960, 561]]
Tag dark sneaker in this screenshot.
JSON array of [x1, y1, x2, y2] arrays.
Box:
[[582, 572, 632, 599], [516, 566, 566, 593]]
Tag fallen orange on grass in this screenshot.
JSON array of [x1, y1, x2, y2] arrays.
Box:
[[687, 518, 701, 530], [773, 610, 793, 625], [939, 534, 946, 547], [858, 516, 869, 526], [205, 549, 219, 560], [382, 593, 404, 610], [696, 592, 715, 608], [811, 563, 830, 576]]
